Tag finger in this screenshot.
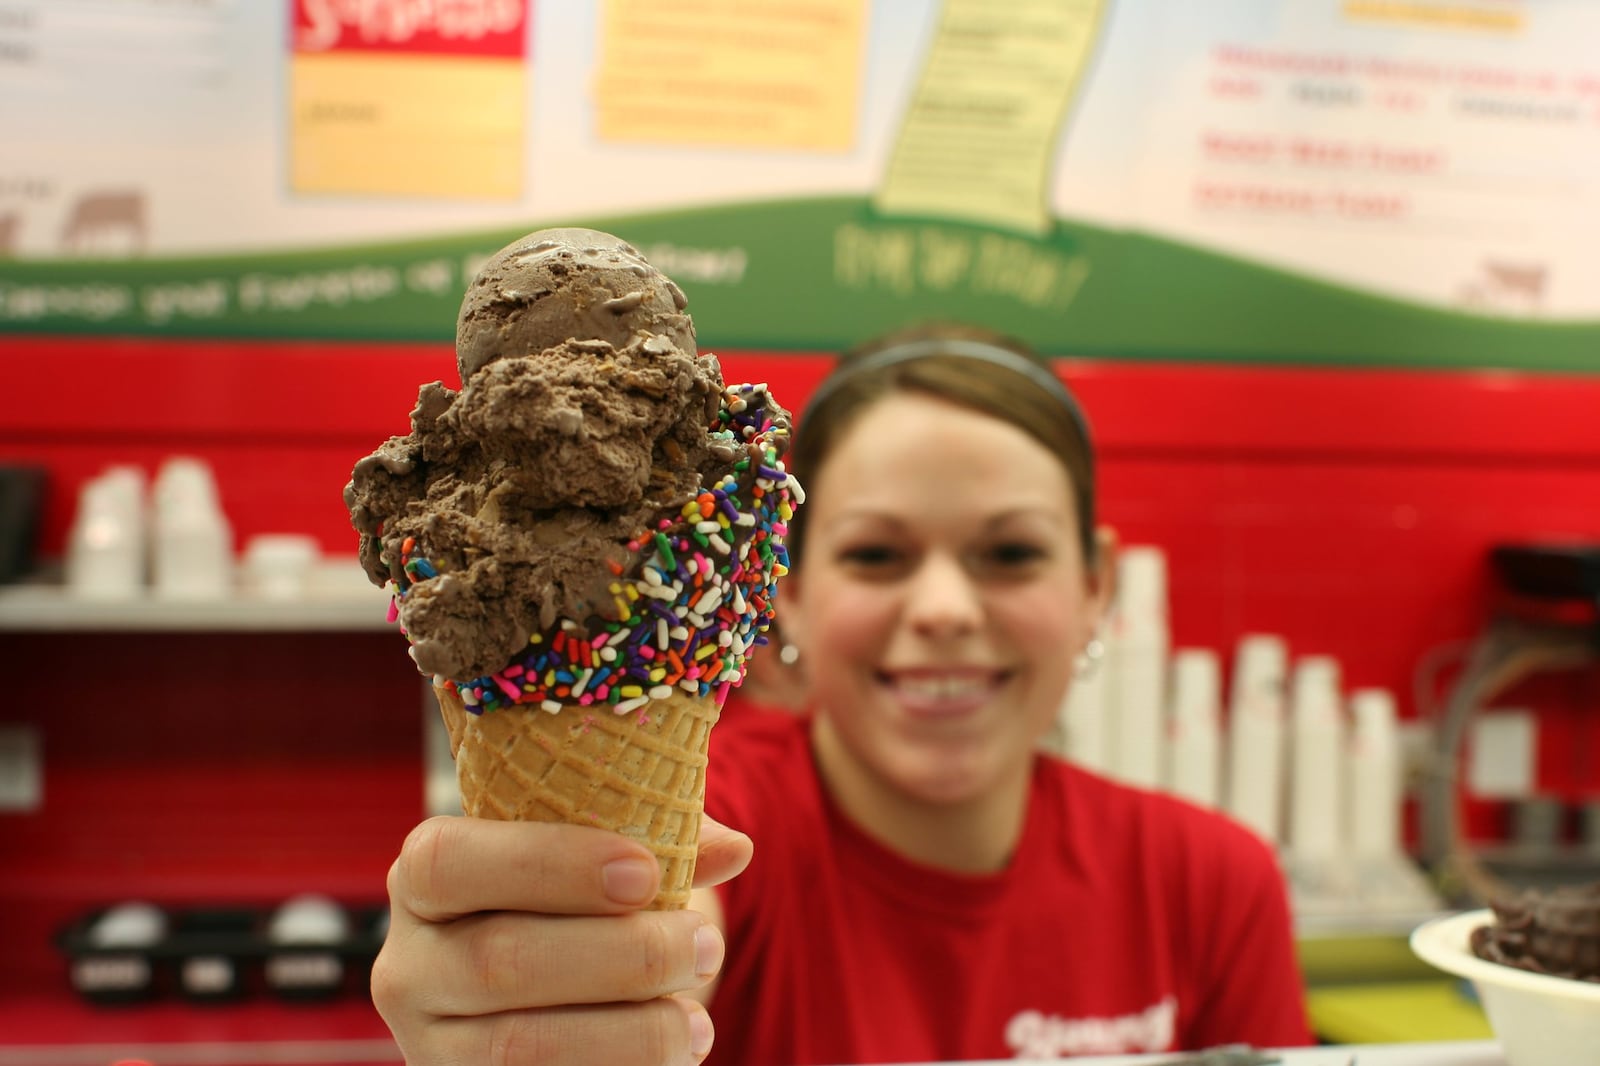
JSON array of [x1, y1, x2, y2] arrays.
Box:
[[390, 816, 661, 923], [424, 997, 715, 1066], [693, 816, 753, 888], [401, 909, 724, 1015]]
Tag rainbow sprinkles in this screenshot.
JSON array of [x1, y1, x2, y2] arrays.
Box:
[[389, 382, 803, 717]]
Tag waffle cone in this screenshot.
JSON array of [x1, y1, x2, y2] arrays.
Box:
[[435, 684, 719, 910]]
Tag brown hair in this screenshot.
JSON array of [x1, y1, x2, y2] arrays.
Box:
[[786, 322, 1096, 565]]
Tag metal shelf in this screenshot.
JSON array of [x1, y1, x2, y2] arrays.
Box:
[[0, 564, 393, 632]]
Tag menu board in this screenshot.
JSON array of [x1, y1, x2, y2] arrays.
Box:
[[593, 0, 864, 152], [0, 0, 1596, 370], [288, 1, 528, 199]]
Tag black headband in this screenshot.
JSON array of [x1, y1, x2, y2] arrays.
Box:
[[800, 337, 1093, 448]]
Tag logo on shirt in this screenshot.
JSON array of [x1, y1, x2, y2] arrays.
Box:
[[1005, 996, 1176, 1058]]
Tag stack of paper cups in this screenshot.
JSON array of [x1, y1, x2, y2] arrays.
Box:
[[241, 534, 320, 600], [64, 465, 147, 598], [1288, 655, 1346, 861], [1225, 634, 1289, 846], [1110, 546, 1169, 789], [1347, 687, 1402, 859], [1166, 648, 1222, 807], [151, 457, 233, 600]]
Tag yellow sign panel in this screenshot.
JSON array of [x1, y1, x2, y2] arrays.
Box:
[[290, 53, 525, 200], [874, 0, 1110, 236], [594, 0, 866, 152], [1343, 1, 1525, 33]]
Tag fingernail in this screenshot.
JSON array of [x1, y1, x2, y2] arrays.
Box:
[[601, 857, 656, 905], [694, 922, 724, 978], [688, 1005, 715, 1060]]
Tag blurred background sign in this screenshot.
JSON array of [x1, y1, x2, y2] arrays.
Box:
[[0, 0, 1597, 367]]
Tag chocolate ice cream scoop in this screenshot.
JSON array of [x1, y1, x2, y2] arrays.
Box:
[[1471, 881, 1600, 983], [455, 227, 697, 382]]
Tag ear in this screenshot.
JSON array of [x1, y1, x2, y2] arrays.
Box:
[[773, 568, 808, 655], [1083, 525, 1119, 638]]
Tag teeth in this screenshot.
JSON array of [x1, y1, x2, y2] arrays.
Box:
[[896, 675, 989, 699]]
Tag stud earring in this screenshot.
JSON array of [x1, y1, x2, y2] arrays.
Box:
[[779, 643, 801, 666], [1073, 636, 1105, 681]]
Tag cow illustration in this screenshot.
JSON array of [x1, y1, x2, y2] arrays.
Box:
[[1457, 258, 1546, 314], [60, 190, 147, 256]]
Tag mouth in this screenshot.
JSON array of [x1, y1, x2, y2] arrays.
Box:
[[878, 668, 1012, 716]]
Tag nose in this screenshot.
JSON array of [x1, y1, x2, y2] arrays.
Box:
[[903, 552, 983, 638]]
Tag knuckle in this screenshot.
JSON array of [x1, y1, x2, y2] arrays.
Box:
[[634, 916, 677, 994], [395, 816, 456, 915], [384, 856, 404, 902], [485, 1002, 688, 1066], [488, 1010, 556, 1066], [367, 943, 403, 1021], [369, 924, 454, 1025], [639, 998, 687, 1065], [463, 915, 543, 1003]]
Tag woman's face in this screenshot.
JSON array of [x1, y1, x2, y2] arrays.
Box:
[[787, 391, 1111, 806]]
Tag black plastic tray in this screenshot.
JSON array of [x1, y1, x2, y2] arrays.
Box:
[[56, 902, 388, 1005]]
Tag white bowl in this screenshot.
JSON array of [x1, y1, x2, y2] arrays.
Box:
[[1411, 909, 1600, 1066]]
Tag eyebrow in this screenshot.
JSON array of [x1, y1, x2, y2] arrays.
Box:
[[828, 503, 1069, 530], [984, 506, 1066, 525]]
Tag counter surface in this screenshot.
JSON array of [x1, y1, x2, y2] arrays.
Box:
[[0, 1039, 1507, 1066]]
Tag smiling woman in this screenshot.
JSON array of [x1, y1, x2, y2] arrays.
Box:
[[693, 324, 1313, 1065]]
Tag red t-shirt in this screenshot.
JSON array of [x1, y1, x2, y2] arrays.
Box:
[[704, 713, 1312, 1065]]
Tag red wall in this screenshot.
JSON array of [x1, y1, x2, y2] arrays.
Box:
[[3, 334, 1599, 994]]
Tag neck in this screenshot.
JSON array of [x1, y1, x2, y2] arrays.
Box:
[[808, 716, 1033, 874]]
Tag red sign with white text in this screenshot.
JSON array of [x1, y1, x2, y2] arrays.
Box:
[[291, 0, 529, 57]]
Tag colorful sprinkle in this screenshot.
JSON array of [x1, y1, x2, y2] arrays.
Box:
[[403, 382, 800, 717]]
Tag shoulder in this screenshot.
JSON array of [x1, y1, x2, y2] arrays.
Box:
[[704, 712, 821, 932], [705, 710, 815, 826], [1035, 761, 1308, 1046], [709, 708, 810, 773]]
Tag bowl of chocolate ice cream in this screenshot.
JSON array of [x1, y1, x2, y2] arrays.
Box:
[[1411, 883, 1600, 1066]]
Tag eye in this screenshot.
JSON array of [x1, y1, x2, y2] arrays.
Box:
[[983, 541, 1049, 569], [838, 544, 902, 568], [832, 541, 916, 581]]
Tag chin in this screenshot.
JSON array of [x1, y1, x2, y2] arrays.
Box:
[[895, 759, 997, 806]]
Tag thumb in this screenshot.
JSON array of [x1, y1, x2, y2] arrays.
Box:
[[694, 814, 753, 887]]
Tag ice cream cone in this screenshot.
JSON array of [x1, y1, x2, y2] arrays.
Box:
[[435, 683, 720, 910], [346, 232, 798, 912]]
